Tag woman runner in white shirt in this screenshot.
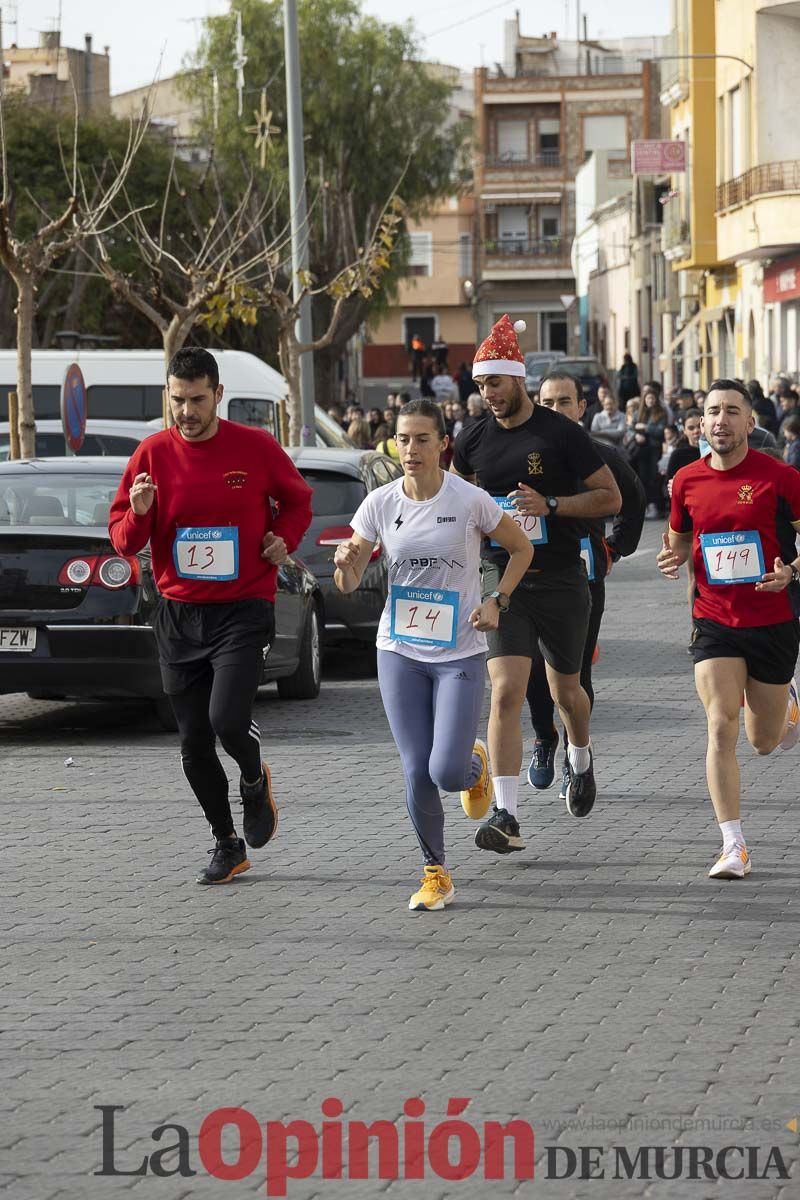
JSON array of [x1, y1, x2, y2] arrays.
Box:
[[334, 400, 532, 911]]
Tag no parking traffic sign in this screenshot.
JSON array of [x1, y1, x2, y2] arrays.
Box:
[[61, 362, 87, 453]]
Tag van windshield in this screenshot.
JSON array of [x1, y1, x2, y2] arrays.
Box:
[[314, 408, 355, 449]]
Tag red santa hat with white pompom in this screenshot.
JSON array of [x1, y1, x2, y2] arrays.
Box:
[[472, 313, 527, 379]]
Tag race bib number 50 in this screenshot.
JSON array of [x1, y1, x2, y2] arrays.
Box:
[[173, 526, 239, 581], [390, 585, 459, 648], [699, 530, 765, 585], [490, 496, 548, 546]]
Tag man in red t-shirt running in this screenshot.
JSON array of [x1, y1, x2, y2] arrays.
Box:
[[109, 348, 313, 884], [658, 379, 800, 880]]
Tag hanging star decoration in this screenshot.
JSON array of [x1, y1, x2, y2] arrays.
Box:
[[246, 88, 280, 168], [233, 10, 247, 119]]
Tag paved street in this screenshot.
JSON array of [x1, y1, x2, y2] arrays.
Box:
[[2, 520, 798, 1199]]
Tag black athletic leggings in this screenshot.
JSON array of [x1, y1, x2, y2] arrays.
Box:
[[169, 655, 264, 840], [527, 576, 605, 741]]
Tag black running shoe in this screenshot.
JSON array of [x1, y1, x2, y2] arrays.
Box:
[[475, 806, 526, 854], [527, 730, 559, 789], [557, 753, 570, 801], [239, 761, 278, 849], [197, 837, 251, 885], [564, 749, 597, 818]]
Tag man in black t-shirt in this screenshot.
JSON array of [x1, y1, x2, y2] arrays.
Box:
[[527, 372, 646, 798], [451, 315, 621, 852]]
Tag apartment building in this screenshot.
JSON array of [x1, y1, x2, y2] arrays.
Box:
[[715, 0, 800, 381], [659, 0, 728, 388], [473, 16, 661, 359], [4, 32, 110, 116], [362, 67, 475, 384]]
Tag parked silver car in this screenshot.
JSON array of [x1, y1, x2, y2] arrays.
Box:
[[0, 419, 154, 460], [286, 447, 402, 655]]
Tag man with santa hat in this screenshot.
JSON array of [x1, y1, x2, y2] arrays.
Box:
[[451, 315, 621, 852]]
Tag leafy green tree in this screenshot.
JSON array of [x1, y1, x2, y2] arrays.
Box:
[[184, 0, 471, 398]]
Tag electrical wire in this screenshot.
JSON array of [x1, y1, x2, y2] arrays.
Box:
[[421, 0, 515, 41]]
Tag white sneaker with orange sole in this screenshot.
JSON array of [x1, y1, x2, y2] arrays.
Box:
[[709, 844, 751, 880]]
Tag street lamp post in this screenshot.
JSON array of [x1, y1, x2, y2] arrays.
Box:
[[283, 0, 316, 447]]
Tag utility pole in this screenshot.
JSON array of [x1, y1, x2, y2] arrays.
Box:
[[283, 0, 315, 446]]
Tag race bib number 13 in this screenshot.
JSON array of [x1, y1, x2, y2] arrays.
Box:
[[173, 526, 239, 581], [390, 585, 459, 648], [699, 530, 765, 585]]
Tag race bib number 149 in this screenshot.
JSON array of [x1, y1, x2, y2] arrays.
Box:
[[699, 530, 765, 585]]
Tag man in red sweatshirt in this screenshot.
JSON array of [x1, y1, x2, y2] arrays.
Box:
[[109, 348, 313, 884]]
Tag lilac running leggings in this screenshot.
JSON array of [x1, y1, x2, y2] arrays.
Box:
[[377, 649, 486, 866]]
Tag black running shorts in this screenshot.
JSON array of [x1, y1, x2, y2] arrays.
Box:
[[689, 616, 800, 686], [481, 562, 591, 676], [152, 597, 275, 695]]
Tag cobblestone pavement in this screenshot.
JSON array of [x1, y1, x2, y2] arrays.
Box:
[[2, 522, 798, 1199]]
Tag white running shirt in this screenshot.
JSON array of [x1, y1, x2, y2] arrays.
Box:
[[351, 471, 503, 662]]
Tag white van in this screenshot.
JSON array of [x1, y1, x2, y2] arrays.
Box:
[[0, 348, 352, 448]]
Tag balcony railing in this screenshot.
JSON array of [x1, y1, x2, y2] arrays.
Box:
[[716, 161, 800, 212], [484, 150, 561, 169], [484, 237, 566, 259]]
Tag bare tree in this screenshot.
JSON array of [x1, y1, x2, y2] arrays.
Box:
[[202, 195, 406, 444], [84, 159, 292, 423], [0, 94, 150, 457]]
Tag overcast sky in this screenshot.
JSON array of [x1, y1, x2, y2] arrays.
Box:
[[9, 0, 670, 94]]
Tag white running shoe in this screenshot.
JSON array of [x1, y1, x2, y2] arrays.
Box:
[[708, 844, 751, 880], [779, 677, 800, 751]]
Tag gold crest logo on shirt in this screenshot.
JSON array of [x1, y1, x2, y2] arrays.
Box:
[[527, 452, 543, 476], [224, 470, 248, 489], [737, 484, 754, 505]]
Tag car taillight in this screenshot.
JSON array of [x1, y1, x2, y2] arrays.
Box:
[[316, 525, 382, 562], [58, 555, 140, 589], [98, 557, 134, 589]]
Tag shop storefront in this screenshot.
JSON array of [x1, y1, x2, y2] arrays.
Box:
[[764, 253, 800, 377]]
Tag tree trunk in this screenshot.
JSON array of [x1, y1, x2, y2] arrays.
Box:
[[278, 325, 302, 446], [162, 315, 196, 427], [313, 291, 370, 404], [16, 275, 37, 459]]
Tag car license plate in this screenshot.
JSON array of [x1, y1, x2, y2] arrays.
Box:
[[0, 627, 37, 652]]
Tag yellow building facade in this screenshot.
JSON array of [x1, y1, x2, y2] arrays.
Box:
[[715, 0, 800, 382], [661, 0, 725, 388]]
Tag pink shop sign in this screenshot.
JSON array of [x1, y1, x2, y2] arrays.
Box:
[[631, 140, 687, 174]]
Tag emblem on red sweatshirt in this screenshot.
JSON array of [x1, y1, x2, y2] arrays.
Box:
[[224, 470, 248, 489]]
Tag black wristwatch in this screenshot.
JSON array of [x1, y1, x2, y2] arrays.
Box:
[[488, 590, 510, 613], [790, 565, 800, 586], [546, 495, 559, 514]]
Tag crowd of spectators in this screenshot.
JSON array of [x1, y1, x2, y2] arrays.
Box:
[[333, 367, 800, 497], [327, 389, 490, 463]]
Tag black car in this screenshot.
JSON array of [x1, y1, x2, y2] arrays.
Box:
[[286, 447, 402, 653], [0, 459, 324, 725], [555, 357, 610, 403]]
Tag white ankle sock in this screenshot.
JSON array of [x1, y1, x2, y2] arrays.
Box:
[[567, 741, 591, 774], [493, 776, 519, 818], [719, 819, 744, 850]]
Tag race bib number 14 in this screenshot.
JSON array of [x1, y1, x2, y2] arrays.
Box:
[[699, 530, 765, 585], [390, 585, 459, 648], [173, 526, 239, 581]]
